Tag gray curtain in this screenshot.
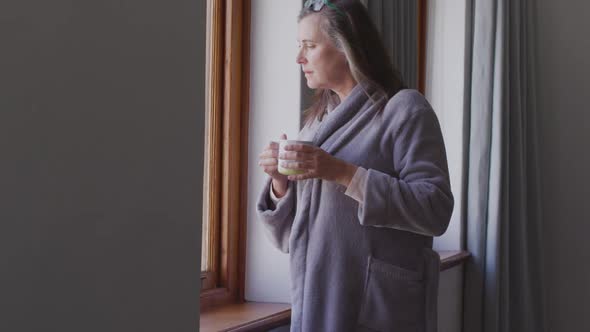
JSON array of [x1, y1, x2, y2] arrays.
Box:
[[362, 0, 418, 89], [462, 0, 545, 331]]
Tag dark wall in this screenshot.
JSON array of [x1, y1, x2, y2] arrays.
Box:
[[537, 0, 590, 331], [0, 1, 205, 331]]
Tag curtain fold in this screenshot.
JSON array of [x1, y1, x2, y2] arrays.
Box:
[[363, 0, 418, 89], [462, 0, 545, 331]]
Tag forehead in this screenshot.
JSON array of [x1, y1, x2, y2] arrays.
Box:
[[297, 14, 325, 42]]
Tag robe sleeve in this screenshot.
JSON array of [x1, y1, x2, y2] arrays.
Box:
[[357, 108, 454, 236], [256, 177, 296, 253]]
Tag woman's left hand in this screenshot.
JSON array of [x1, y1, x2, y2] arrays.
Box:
[[279, 143, 358, 187]]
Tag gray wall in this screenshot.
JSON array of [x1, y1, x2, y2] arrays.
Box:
[[0, 1, 205, 331], [536, 0, 590, 331]]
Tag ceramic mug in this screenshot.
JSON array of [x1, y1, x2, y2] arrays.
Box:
[[278, 139, 313, 175]]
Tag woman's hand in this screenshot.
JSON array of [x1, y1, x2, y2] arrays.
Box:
[[258, 134, 289, 197], [279, 143, 358, 187]]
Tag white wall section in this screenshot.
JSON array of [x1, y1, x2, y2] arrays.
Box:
[[245, 0, 302, 303], [425, 0, 468, 251]]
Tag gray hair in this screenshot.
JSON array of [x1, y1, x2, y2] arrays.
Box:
[[298, 0, 405, 125]]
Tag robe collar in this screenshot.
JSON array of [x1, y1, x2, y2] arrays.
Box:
[[312, 82, 385, 149]]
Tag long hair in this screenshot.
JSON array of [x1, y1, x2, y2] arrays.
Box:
[[299, 0, 405, 125]]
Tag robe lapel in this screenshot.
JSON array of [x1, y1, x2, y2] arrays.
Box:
[[312, 83, 368, 148], [312, 83, 387, 155]]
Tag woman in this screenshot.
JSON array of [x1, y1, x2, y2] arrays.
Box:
[[256, 1, 453, 331]]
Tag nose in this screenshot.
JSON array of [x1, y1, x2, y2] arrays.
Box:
[[296, 48, 306, 64]]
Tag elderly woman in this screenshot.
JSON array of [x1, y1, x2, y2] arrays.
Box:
[[256, 1, 454, 331]]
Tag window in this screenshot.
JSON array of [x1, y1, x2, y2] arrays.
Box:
[[200, 0, 251, 310]]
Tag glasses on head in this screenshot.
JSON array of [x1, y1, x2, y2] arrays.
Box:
[[303, 0, 345, 17]]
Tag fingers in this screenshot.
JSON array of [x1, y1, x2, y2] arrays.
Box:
[[259, 148, 279, 159], [279, 160, 313, 170], [259, 159, 278, 167], [261, 166, 279, 174], [260, 141, 278, 152], [283, 143, 314, 153], [280, 133, 287, 140], [287, 171, 316, 181], [258, 153, 278, 175], [258, 158, 279, 176], [278, 150, 312, 161]]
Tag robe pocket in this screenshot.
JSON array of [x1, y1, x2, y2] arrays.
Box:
[[357, 256, 425, 332]]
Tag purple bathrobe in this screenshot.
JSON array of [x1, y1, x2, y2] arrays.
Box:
[[257, 83, 453, 332]]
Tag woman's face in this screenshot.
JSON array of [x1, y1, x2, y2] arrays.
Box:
[[296, 14, 351, 90]]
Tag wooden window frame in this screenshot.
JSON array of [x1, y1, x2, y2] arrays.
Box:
[[200, 0, 251, 311]]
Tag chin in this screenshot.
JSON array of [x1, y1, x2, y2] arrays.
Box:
[[306, 79, 319, 90]]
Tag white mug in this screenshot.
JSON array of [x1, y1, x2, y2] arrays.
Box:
[[278, 139, 313, 175]]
